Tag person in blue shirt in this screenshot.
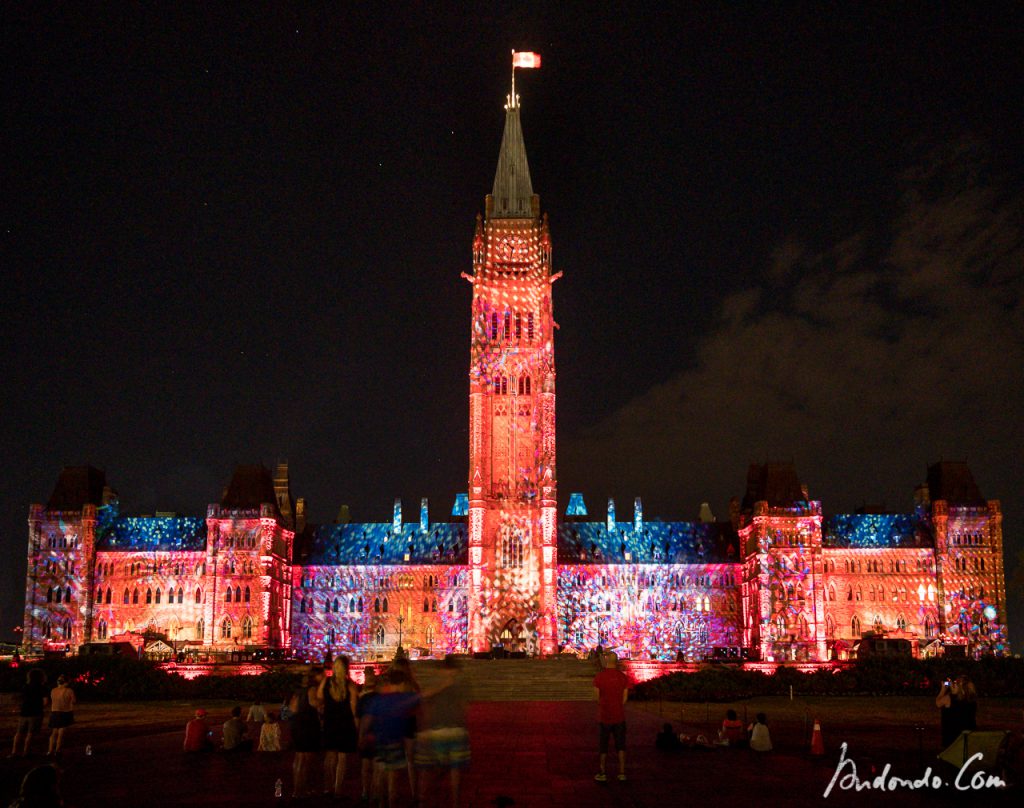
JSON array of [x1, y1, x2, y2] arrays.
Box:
[[362, 669, 421, 808]]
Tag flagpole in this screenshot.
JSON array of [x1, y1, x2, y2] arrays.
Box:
[[510, 49, 516, 108]]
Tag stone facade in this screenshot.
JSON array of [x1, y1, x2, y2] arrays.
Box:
[[21, 85, 1010, 663]]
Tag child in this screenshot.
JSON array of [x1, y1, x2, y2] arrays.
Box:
[[656, 722, 682, 751], [721, 709, 746, 747], [748, 712, 772, 752], [259, 711, 281, 751]]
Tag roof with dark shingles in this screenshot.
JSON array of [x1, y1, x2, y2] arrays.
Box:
[[491, 101, 534, 218], [742, 463, 806, 509], [46, 466, 107, 511], [220, 464, 281, 516], [927, 462, 986, 506]]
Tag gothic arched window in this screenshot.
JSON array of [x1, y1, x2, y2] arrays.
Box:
[[242, 616, 253, 640], [221, 616, 233, 639]]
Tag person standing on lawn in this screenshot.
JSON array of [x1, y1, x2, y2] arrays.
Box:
[[10, 668, 48, 758], [593, 651, 631, 782], [46, 675, 76, 757]]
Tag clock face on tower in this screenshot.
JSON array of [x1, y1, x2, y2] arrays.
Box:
[[494, 235, 530, 265]]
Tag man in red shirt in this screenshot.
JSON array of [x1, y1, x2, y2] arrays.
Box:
[[592, 652, 631, 782], [183, 708, 213, 753]]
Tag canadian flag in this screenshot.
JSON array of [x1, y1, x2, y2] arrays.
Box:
[[512, 51, 541, 69]]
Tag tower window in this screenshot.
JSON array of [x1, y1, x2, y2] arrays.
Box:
[[504, 311, 511, 339], [527, 312, 535, 341], [500, 532, 525, 569], [515, 311, 522, 340], [490, 312, 499, 340]]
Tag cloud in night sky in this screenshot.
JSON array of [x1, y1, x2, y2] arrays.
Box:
[[565, 139, 1024, 525]]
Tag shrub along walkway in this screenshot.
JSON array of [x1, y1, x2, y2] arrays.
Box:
[[1, 698, 1021, 807]]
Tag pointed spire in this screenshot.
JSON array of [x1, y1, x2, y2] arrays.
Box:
[[491, 91, 535, 218]]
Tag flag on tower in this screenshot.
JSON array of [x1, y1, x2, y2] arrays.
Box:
[[512, 51, 541, 69]]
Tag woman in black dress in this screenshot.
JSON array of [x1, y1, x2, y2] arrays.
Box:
[[319, 656, 359, 797], [289, 669, 323, 798]]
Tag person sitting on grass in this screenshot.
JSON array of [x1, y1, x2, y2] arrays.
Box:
[[222, 705, 252, 752], [655, 722, 681, 752], [183, 708, 213, 753], [721, 709, 746, 747], [748, 712, 772, 752], [258, 711, 281, 752]]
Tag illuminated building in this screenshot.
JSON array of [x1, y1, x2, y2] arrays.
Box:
[[21, 83, 1010, 662]]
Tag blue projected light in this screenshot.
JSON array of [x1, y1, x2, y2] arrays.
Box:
[[565, 493, 587, 517], [96, 502, 206, 551], [451, 494, 469, 517], [306, 522, 469, 566], [823, 513, 924, 548], [558, 521, 738, 564]]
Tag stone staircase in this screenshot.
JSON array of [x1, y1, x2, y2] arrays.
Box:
[[407, 656, 597, 701]]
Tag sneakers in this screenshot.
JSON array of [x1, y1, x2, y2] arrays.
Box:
[[594, 773, 607, 782]]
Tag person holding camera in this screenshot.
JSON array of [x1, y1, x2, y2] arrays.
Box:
[[936, 677, 957, 747]]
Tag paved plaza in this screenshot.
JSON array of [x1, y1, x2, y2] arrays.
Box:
[[2, 697, 1022, 807]]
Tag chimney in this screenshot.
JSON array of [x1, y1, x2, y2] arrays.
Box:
[[607, 498, 616, 533], [393, 499, 402, 534], [634, 497, 643, 532], [420, 498, 429, 532]]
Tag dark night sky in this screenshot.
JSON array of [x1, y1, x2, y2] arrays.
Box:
[[3, 7, 1022, 641]]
